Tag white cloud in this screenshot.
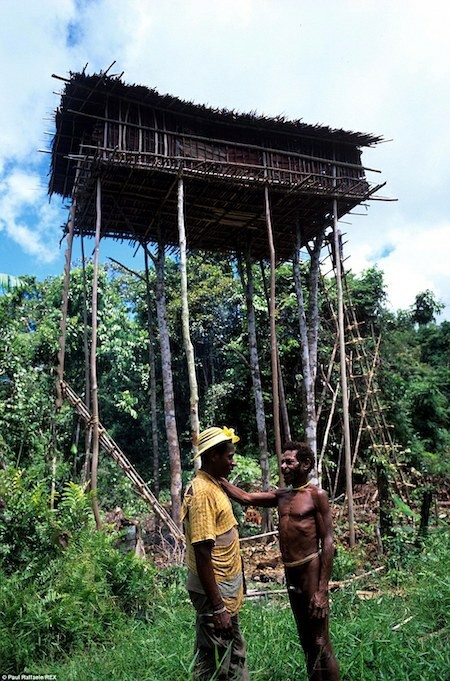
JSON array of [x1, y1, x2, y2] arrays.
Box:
[[0, 167, 65, 262], [0, 0, 449, 320], [346, 214, 450, 319]]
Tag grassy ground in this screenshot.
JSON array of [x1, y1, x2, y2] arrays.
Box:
[[20, 534, 449, 681]]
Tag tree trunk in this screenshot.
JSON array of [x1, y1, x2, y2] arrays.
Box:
[[293, 225, 317, 467], [376, 461, 392, 538], [307, 232, 324, 385], [416, 489, 433, 544], [178, 176, 200, 465], [144, 248, 160, 500], [154, 237, 182, 527], [238, 255, 272, 531], [260, 261, 291, 444], [90, 178, 102, 530]]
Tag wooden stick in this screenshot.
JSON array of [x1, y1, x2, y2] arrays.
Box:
[[245, 566, 386, 599], [239, 530, 278, 543]]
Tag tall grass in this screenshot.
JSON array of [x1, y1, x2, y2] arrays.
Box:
[[17, 532, 448, 680]]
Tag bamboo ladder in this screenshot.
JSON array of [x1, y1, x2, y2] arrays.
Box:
[[60, 380, 185, 545]]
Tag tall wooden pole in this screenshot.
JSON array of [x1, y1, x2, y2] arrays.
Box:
[[90, 177, 102, 529], [259, 261, 291, 443], [333, 198, 355, 547], [293, 224, 318, 471], [56, 199, 76, 409], [80, 231, 92, 484], [154, 232, 183, 527], [177, 175, 200, 465], [144, 248, 160, 498], [264, 186, 282, 480]]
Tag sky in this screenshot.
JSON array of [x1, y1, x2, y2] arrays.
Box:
[[0, 0, 449, 319]]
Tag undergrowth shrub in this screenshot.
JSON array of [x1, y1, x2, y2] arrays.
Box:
[[332, 544, 362, 580], [0, 467, 92, 574], [0, 495, 159, 673]]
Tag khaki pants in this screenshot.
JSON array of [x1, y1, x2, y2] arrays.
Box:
[[189, 591, 249, 681]]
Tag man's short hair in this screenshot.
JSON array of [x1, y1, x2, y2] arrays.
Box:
[[201, 440, 232, 459], [283, 440, 314, 469]]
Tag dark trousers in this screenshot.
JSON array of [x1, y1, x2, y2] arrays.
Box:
[[188, 591, 249, 681]]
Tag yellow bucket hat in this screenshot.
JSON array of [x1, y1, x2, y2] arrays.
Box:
[[193, 426, 240, 461]]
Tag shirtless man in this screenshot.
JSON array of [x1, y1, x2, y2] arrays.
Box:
[[221, 440, 339, 681]]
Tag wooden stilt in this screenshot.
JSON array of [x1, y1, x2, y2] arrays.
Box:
[[80, 231, 92, 484], [237, 254, 271, 531], [56, 199, 76, 409], [265, 186, 282, 480], [144, 248, 160, 498], [259, 261, 291, 443], [293, 223, 318, 471], [177, 175, 200, 464], [333, 198, 355, 547], [90, 177, 102, 530], [153, 232, 183, 528]]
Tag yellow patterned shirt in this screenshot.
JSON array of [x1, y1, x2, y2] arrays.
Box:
[[181, 470, 243, 614]]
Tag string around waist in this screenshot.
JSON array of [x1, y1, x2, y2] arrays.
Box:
[[283, 550, 321, 568]]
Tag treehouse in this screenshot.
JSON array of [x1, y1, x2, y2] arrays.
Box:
[[49, 70, 384, 258], [49, 69, 389, 544]]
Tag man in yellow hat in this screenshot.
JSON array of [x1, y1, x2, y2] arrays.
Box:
[[181, 426, 249, 680]]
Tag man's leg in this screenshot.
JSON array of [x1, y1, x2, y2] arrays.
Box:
[[307, 615, 339, 681], [228, 615, 249, 681], [189, 591, 248, 680], [287, 587, 319, 679], [286, 566, 339, 681]]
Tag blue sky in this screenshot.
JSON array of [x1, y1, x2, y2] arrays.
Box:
[[1, 0, 449, 318]]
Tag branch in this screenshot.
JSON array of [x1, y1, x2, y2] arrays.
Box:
[[107, 257, 145, 281]]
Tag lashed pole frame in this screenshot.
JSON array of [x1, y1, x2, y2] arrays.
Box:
[[177, 173, 199, 464], [90, 177, 103, 529], [264, 186, 282, 479], [332, 198, 355, 547]]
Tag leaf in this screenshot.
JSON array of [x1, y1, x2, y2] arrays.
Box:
[[392, 494, 419, 519]]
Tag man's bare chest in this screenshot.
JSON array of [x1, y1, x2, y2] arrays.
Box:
[[278, 492, 316, 522]]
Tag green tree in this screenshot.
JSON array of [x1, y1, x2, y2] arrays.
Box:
[[412, 289, 444, 326]]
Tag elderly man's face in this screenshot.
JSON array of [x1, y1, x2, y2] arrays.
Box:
[[281, 450, 300, 485]]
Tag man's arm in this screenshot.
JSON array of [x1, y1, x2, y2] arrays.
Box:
[[309, 488, 335, 619], [220, 478, 278, 507], [193, 540, 233, 637]]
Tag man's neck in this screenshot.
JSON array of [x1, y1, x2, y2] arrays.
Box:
[[199, 466, 219, 481], [291, 477, 310, 490]]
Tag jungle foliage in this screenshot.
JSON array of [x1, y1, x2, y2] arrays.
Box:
[[0, 253, 448, 677], [0, 256, 448, 500]]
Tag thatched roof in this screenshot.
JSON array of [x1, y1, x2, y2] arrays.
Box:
[[49, 71, 384, 259]]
